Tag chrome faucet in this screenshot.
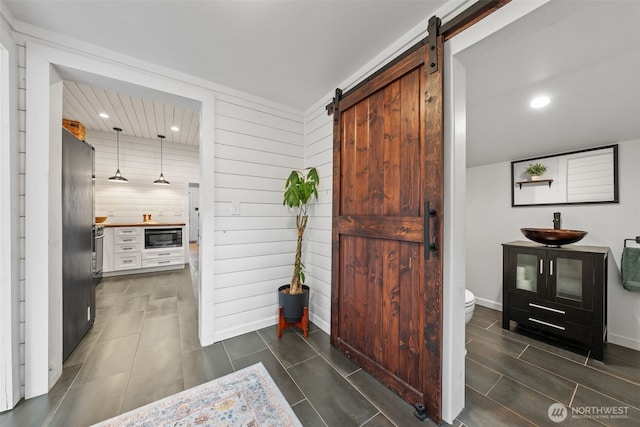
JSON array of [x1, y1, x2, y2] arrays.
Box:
[[553, 212, 561, 230]]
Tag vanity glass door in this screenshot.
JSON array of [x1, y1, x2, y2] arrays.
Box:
[[515, 253, 538, 293], [548, 251, 592, 310], [555, 258, 582, 302]]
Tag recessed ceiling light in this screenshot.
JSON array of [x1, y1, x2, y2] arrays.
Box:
[[530, 96, 551, 109], [171, 126, 179, 132], [99, 112, 109, 118]]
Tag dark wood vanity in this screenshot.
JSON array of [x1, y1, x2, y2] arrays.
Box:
[[502, 241, 608, 360]]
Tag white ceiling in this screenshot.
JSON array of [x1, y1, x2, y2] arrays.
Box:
[[5, 1, 639, 165], [458, 0, 640, 167], [55, 65, 201, 143], [62, 80, 200, 145], [5, 0, 447, 111]]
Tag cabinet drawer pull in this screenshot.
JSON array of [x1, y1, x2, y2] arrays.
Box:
[[158, 260, 171, 264], [122, 260, 133, 264], [122, 247, 133, 251], [539, 259, 543, 274], [528, 317, 565, 331], [549, 260, 554, 276], [158, 253, 171, 256], [528, 303, 565, 315], [121, 238, 134, 242]]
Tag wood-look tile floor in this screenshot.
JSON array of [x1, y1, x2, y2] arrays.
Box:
[[462, 305, 640, 426], [1, 269, 638, 426]]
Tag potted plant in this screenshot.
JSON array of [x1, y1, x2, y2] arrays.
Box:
[[279, 167, 320, 325], [525, 162, 547, 180]]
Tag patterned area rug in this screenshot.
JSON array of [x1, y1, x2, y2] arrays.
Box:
[[92, 363, 302, 426]]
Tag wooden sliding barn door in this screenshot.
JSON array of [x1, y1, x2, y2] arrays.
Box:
[[330, 26, 444, 423]]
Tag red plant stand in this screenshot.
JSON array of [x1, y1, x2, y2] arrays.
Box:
[[278, 306, 308, 338]]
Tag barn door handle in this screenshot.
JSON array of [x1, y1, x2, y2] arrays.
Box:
[[424, 201, 437, 260]]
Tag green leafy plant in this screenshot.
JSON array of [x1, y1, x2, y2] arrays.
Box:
[[283, 167, 320, 295], [525, 162, 547, 176]]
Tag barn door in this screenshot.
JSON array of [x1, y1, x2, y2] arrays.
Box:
[[330, 22, 444, 423]]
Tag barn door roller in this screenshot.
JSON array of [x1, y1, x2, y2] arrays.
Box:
[[326, 88, 343, 124], [427, 15, 441, 74]]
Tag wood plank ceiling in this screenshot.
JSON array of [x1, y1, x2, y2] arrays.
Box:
[[62, 81, 200, 146]]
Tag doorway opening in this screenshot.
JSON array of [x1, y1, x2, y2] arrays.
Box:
[[23, 42, 216, 398]]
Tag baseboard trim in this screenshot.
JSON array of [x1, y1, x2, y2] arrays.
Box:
[[475, 297, 502, 311], [608, 333, 640, 351], [213, 317, 275, 343], [103, 264, 185, 277], [212, 310, 331, 343], [309, 313, 330, 335]]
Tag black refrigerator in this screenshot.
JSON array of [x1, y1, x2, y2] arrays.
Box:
[[62, 128, 95, 361]]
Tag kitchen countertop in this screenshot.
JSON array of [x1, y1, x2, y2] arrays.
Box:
[[101, 222, 186, 227]]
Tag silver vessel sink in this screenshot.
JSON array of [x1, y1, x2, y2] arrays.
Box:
[[520, 228, 587, 246]]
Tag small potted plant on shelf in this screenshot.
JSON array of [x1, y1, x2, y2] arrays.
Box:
[[278, 167, 319, 336], [525, 162, 547, 181]]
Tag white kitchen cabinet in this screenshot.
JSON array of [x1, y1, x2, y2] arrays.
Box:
[[141, 247, 184, 268], [103, 227, 114, 273], [114, 243, 142, 253], [115, 253, 142, 270], [115, 227, 142, 241], [113, 227, 143, 270], [104, 225, 185, 276]]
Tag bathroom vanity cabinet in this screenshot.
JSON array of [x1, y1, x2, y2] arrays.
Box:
[[502, 241, 608, 360]]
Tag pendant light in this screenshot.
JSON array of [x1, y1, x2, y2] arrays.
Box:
[[153, 134, 170, 185], [108, 127, 128, 183]]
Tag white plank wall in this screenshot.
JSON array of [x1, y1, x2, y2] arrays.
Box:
[[89, 130, 199, 224], [16, 42, 27, 399], [566, 152, 615, 202], [303, 102, 334, 334], [212, 94, 304, 340]]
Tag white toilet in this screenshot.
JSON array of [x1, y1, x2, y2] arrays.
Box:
[[465, 289, 476, 324]]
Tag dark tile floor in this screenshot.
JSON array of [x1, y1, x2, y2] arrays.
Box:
[[1, 255, 639, 426], [462, 305, 640, 426]]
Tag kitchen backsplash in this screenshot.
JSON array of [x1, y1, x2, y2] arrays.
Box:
[[89, 129, 199, 223]]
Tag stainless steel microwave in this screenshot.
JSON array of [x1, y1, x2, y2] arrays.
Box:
[[145, 227, 183, 249]]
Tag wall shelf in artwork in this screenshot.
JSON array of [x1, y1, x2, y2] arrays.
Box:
[[516, 179, 553, 189]]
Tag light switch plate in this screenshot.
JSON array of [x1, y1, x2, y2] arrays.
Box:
[[231, 200, 240, 215]]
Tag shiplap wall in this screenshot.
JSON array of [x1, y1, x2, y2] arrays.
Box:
[[303, 103, 334, 333], [89, 98, 309, 342], [566, 151, 615, 202], [212, 94, 305, 340], [14, 41, 26, 399], [89, 130, 199, 224]]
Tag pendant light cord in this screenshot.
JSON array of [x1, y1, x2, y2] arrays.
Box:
[[160, 135, 164, 174], [114, 127, 123, 169], [116, 130, 120, 169]]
